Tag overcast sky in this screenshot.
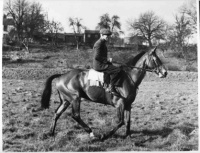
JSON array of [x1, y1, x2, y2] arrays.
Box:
[[2, 0, 198, 39], [31, 0, 193, 35]]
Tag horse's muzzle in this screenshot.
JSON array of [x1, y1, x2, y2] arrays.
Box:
[[158, 67, 167, 78], [159, 71, 167, 78]]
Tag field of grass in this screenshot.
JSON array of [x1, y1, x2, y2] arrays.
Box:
[[2, 46, 198, 151], [2, 44, 197, 71], [2, 79, 198, 151]]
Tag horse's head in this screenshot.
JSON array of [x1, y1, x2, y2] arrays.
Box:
[[145, 46, 167, 78]]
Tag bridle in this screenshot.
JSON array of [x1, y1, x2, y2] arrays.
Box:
[[118, 54, 160, 73], [125, 65, 157, 73], [144, 54, 160, 73], [123, 53, 160, 92]]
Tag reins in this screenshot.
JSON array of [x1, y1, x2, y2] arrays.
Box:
[[125, 65, 156, 72], [113, 62, 156, 73]]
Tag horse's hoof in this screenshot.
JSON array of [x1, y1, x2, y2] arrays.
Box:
[[89, 132, 99, 141], [89, 132, 95, 139]]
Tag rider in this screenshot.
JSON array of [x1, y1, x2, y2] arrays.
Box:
[[93, 28, 122, 97]]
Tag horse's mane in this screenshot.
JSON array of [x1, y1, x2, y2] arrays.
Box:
[[125, 51, 146, 66]]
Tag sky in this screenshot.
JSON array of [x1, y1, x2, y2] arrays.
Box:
[[25, 0, 194, 36], [2, 0, 198, 40]]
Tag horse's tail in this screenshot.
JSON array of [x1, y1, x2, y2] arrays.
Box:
[[41, 74, 62, 109]]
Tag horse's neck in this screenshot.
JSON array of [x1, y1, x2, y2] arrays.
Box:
[[129, 57, 147, 87]]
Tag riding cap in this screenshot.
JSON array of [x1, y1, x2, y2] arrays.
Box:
[[100, 28, 112, 36]]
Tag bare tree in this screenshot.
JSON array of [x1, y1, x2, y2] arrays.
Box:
[[45, 19, 63, 47], [23, 2, 45, 38], [127, 11, 166, 47], [4, 0, 29, 41], [4, 0, 46, 51], [111, 15, 121, 32], [159, 1, 197, 63], [179, 0, 197, 33], [68, 17, 85, 50], [96, 13, 123, 45], [96, 13, 111, 30], [168, 13, 192, 60], [68, 17, 86, 65], [96, 13, 123, 33], [110, 15, 124, 38]]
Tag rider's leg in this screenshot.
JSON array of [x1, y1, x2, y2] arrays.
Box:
[[105, 65, 122, 96]]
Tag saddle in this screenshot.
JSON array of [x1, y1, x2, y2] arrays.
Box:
[[87, 69, 114, 104], [87, 69, 124, 99], [88, 69, 110, 88]]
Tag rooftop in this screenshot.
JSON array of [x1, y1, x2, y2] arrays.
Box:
[[84, 30, 100, 34]]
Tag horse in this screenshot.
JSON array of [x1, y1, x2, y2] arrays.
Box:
[[40, 46, 167, 140]]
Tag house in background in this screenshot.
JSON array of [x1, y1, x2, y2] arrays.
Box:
[[3, 14, 16, 44], [118, 35, 148, 51], [124, 35, 145, 45], [3, 14, 15, 32], [64, 30, 100, 47], [65, 33, 84, 45], [83, 30, 100, 47]]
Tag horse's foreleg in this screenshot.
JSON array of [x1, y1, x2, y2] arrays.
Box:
[[71, 98, 93, 137], [101, 99, 125, 140], [125, 107, 131, 137]]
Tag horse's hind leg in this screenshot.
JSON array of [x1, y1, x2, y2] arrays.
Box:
[[71, 97, 94, 138], [101, 98, 125, 140], [49, 90, 70, 136]]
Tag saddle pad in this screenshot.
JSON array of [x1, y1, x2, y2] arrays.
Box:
[[88, 69, 104, 82]]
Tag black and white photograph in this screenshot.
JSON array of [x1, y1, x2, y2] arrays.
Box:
[[1, 0, 199, 151]]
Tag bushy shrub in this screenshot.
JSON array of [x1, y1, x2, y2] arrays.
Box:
[[185, 65, 198, 72], [166, 65, 182, 71]]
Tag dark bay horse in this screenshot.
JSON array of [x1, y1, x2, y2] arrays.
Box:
[[40, 47, 167, 140]]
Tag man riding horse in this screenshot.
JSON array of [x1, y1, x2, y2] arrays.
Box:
[[93, 28, 122, 97], [40, 41, 167, 140]]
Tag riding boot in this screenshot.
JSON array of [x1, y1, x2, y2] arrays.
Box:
[[110, 84, 120, 97]]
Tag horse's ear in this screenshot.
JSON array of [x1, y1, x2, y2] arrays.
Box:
[[149, 46, 157, 55]]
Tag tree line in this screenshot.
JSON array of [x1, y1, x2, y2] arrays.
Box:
[[4, 0, 197, 58]]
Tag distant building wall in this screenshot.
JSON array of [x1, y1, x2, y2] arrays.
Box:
[[65, 33, 84, 45], [84, 30, 100, 47], [124, 36, 144, 45], [3, 17, 15, 32]]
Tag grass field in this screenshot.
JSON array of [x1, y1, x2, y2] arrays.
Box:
[[2, 46, 198, 151]]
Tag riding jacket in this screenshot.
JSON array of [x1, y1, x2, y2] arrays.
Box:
[[93, 38, 110, 71]]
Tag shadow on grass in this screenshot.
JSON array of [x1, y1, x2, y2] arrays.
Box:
[[114, 127, 173, 139], [129, 127, 173, 147], [110, 127, 173, 147], [3, 59, 44, 64], [105, 127, 174, 141], [141, 127, 173, 138], [176, 122, 196, 137]]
